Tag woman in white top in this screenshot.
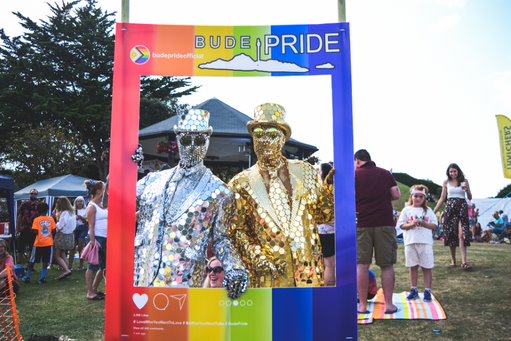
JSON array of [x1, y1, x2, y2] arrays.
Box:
[[433, 163, 472, 270], [68, 196, 87, 270], [54, 196, 76, 279], [85, 180, 108, 301]]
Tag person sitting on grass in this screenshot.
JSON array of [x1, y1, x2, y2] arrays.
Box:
[[367, 269, 378, 300], [487, 211, 505, 234], [0, 238, 19, 294], [471, 222, 482, 242], [481, 228, 495, 243], [357, 269, 379, 306], [24, 203, 57, 284], [396, 185, 438, 302], [491, 210, 511, 240]]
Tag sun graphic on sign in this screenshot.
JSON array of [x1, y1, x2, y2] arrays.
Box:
[[130, 45, 150, 65]]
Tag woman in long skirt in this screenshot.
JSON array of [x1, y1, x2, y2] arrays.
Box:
[[434, 163, 472, 270]]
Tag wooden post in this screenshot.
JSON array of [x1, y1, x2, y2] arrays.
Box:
[[121, 0, 130, 23], [338, 0, 346, 22]]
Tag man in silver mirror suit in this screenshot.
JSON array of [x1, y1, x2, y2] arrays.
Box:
[[134, 108, 248, 299]]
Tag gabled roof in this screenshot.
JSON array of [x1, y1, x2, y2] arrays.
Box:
[[139, 98, 317, 152], [195, 97, 252, 136], [139, 97, 249, 138]]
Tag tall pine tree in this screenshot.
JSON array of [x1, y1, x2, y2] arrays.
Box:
[[0, 0, 197, 185]]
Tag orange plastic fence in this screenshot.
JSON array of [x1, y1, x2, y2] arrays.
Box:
[[0, 266, 22, 340]]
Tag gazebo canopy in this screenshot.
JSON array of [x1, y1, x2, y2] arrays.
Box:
[[0, 175, 15, 235], [0, 175, 15, 192], [139, 98, 318, 167], [14, 174, 90, 201]]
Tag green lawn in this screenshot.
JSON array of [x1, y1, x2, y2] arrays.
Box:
[[394, 181, 411, 211], [360, 241, 511, 341], [11, 241, 511, 340], [15, 268, 105, 340]]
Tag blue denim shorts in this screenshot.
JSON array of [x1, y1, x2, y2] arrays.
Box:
[[74, 225, 89, 242]]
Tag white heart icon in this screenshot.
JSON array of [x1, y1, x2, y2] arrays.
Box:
[[133, 293, 149, 309]]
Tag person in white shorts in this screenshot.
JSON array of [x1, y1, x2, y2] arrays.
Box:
[[396, 185, 438, 302]]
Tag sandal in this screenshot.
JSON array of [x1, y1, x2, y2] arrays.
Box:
[[384, 306, 399, 315], [87, 295, 104, 301], [461, 263, 471, 271], [56, 271, 72, 280]]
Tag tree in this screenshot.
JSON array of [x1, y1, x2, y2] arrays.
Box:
[[4, 123, 89, 185], [0, 0, 197, 187], [495, 184, 511, 198], [139, 76, 200, 128], [392, 172, 442, 198], [140, 98, 171, 129]]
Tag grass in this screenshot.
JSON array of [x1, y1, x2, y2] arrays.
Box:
[[359, 241, 511, 341], [15, 268, 105, 340], [11, 242, 511, 340], [394, 182, 411, 211]]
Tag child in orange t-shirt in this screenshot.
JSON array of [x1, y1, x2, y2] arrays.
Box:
[[24, 203, 56, 284]]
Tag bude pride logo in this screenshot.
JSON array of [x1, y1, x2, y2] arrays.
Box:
[[130, 45, 150, 65]]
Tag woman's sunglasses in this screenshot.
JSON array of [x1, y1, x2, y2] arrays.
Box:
[[178, 134, 208, 147], [206, 266, 224, 274]]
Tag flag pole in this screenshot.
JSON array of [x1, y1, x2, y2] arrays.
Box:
[[121, 0, 130, 23], [338, 0, 346, 22]]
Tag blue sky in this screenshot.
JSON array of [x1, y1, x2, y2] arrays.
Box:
[[2, 0, 511, 198]]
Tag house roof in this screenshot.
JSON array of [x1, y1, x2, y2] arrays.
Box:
[[139, 98, 318, 152]]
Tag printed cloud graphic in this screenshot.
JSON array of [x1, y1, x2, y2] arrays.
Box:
[[315, 62, 335, 69], [199, 53, 309, 73]]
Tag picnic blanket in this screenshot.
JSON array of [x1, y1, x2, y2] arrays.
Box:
[[358, 289, 447, 325]]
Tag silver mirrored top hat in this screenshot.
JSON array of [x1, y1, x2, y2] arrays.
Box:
[[174, 108, 213, 134]]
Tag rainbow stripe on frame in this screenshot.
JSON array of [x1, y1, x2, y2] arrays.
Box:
[[107, 22, 357, 341]]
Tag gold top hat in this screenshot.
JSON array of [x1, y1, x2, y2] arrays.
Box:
[[173, 108, 213, 134], [247, 103, 292, 140]]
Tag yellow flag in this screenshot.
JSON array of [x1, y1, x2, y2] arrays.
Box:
[[496, 115, 511, 178]]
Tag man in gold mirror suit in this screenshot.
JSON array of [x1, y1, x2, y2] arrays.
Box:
[[226, 103, 335, 288]]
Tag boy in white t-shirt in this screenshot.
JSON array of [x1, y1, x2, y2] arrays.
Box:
[[396, 185, 438, 302]]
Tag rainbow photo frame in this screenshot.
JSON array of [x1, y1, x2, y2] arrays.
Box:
[[106, 22, 357, 341]]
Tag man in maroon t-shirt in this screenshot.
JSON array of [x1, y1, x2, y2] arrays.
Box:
[[355, 149, 400, 314], [16, 188, 40, 265]]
